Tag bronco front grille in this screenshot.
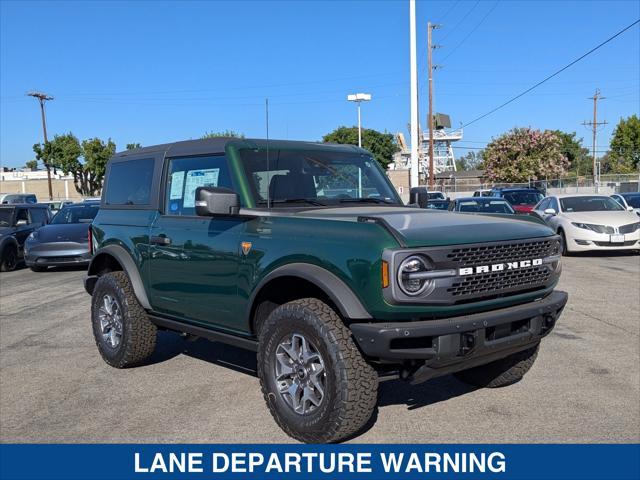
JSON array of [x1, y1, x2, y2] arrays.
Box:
[[447, 265, 551, 298], [446, 239, 556, 267]]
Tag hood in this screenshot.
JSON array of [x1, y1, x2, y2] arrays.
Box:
[[513, 204, 534, 213], [33, 223, 90, 243], [562, 210, 639, 227], [295, 206, 555, 247]]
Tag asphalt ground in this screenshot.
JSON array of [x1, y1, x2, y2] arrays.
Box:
[[1, 253, 638, 443]]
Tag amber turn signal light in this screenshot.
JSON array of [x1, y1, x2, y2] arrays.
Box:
[[381, 260, 390, 288]]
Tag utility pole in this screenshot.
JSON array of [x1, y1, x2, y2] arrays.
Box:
[[409, 0, 420, 188], [427, 22, 441, 189], [27, 91, 54, 200], [582, 89, 607, 193]]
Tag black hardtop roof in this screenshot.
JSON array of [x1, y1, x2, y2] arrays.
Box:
[[113, 138, 366, 159]]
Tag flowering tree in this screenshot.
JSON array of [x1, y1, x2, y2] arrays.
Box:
[[483, 128, 569, 182]]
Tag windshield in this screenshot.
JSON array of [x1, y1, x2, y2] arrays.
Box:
[[503, 191, 544, 205], [560, 196, 625, 213], [458, 199, 515, 214], [239, 149, 401, 207], [51, 205, 99, 224], [623, 194, 640, 208], [0, 209, 13, 226], [427, 192, 445, 200]]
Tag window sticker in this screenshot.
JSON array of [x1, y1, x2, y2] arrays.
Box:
[[169, 171, 185, 200], [183, 168, 220, 208]]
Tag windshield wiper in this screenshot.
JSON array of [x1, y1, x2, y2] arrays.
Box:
[[258, 198, 327, 207], [338, 198, 396, 205]]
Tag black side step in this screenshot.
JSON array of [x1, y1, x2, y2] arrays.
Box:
[[149, 315, 258, 352]]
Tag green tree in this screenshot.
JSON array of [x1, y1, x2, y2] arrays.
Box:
[[607, 115, 640, 173], [322, 126, 398, 168], [33, 133, 114, 196], [202, 130, 244, 139], [455, 150, 483, 171], [551, 130, 590, 176], [25, 159, 38, 170], [126, 143, 141, 150], [483, 127, 568, 182]]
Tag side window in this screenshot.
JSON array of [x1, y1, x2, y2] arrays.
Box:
[[29, 208, 48, 225], [15, 208, 29, 224], [105, 158, 155, 206], [537, 198, 550, 211], [164, 155, 233, 216], [549, 197, 559, 212]]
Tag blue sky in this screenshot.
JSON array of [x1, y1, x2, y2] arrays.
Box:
[[1, 0, 639, 168]]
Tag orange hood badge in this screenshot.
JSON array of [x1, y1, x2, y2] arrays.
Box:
[[241, 241, 252, 256]]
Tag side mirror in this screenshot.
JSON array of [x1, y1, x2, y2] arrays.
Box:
[[543, 208, 556, 216], [195, 187, 240, 216], [627, 206, 634, 212], [16, 219, 28, 226]]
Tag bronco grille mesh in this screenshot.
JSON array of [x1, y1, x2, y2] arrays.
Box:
[[447, 266, 551, 298], [446, 239, 556, 267], [443, 239, 558, 301]]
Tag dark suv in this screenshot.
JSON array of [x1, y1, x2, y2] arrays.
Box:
[[85, 138, 567, 443], [0, 204, 51, 271]]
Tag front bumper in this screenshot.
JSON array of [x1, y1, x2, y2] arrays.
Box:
[[24, 242, 92, 267], [350, 290, 568, 380], [566, 228, 640, 252]]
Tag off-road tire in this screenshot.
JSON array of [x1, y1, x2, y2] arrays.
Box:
[[30, 265, 47, 272], [258, 298, 378, 443], [454, 343, 540, 388], [91, 271, 157, 368], [0, 245, 18, 272]]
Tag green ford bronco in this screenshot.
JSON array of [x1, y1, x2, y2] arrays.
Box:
[[85, 138, 567, 443]]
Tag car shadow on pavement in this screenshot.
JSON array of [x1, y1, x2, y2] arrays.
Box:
[[377, 376, 478, 411], [145, 331, 258, 377]]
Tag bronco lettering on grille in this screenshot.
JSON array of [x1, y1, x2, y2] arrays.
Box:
[[459, 258, 543, 276]]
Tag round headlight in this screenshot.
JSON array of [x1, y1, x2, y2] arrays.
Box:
[[397, 255, 431, 296]]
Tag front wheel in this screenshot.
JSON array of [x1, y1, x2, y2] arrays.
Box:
[[91, 271, 157, 368], [258, 298, 378, 443], [454, 344, 540, 388], [559, 230, 569, 256], [1, 246, 18, 272]]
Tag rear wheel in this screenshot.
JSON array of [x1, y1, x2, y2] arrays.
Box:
[[454, 343, 540, 388], [91, 271, 157, 368], [258, 298, 378, 443], [0, 245, 18, 272]]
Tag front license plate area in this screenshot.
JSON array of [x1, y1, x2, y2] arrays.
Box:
[[610, 234, 625, 243]]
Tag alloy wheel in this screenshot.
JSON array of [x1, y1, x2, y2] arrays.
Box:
[[98, 294, 123, 349]]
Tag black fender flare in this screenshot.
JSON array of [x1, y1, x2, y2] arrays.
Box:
[[86, 244, 151, 310], [247, 263, 372, 321]]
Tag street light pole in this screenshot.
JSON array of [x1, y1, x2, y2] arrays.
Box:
[[347, 93, 372, 197], [27, 91, 54, 200]]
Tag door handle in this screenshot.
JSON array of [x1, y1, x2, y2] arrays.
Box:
[[150, 235, 172, 246]]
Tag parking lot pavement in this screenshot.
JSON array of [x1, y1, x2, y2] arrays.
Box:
[[1, 253, 639, 444]]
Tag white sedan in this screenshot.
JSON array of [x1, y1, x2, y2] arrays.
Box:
[[532, 194, 640, 254]]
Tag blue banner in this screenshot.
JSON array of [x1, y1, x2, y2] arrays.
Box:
[[0, 444, 638, 480]]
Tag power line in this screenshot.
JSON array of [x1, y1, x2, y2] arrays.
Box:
[[459, 19, 640, 129], [440, 1, 500, 63]]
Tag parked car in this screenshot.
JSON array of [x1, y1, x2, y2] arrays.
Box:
[[449, 197, 516, 214], [472, 189, 493, 197], [0, 193, 38, 204], [533, 194, 640, 254], [25, 203, 99, 271], [40, 199, 74, 214], [611, 192, 640, 216], [0, 204, 51, 271], [489, 188, 544, 214], [424, 199, 450, 210], [409, 187, 447, 207], [85, 137, 567, 443]]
